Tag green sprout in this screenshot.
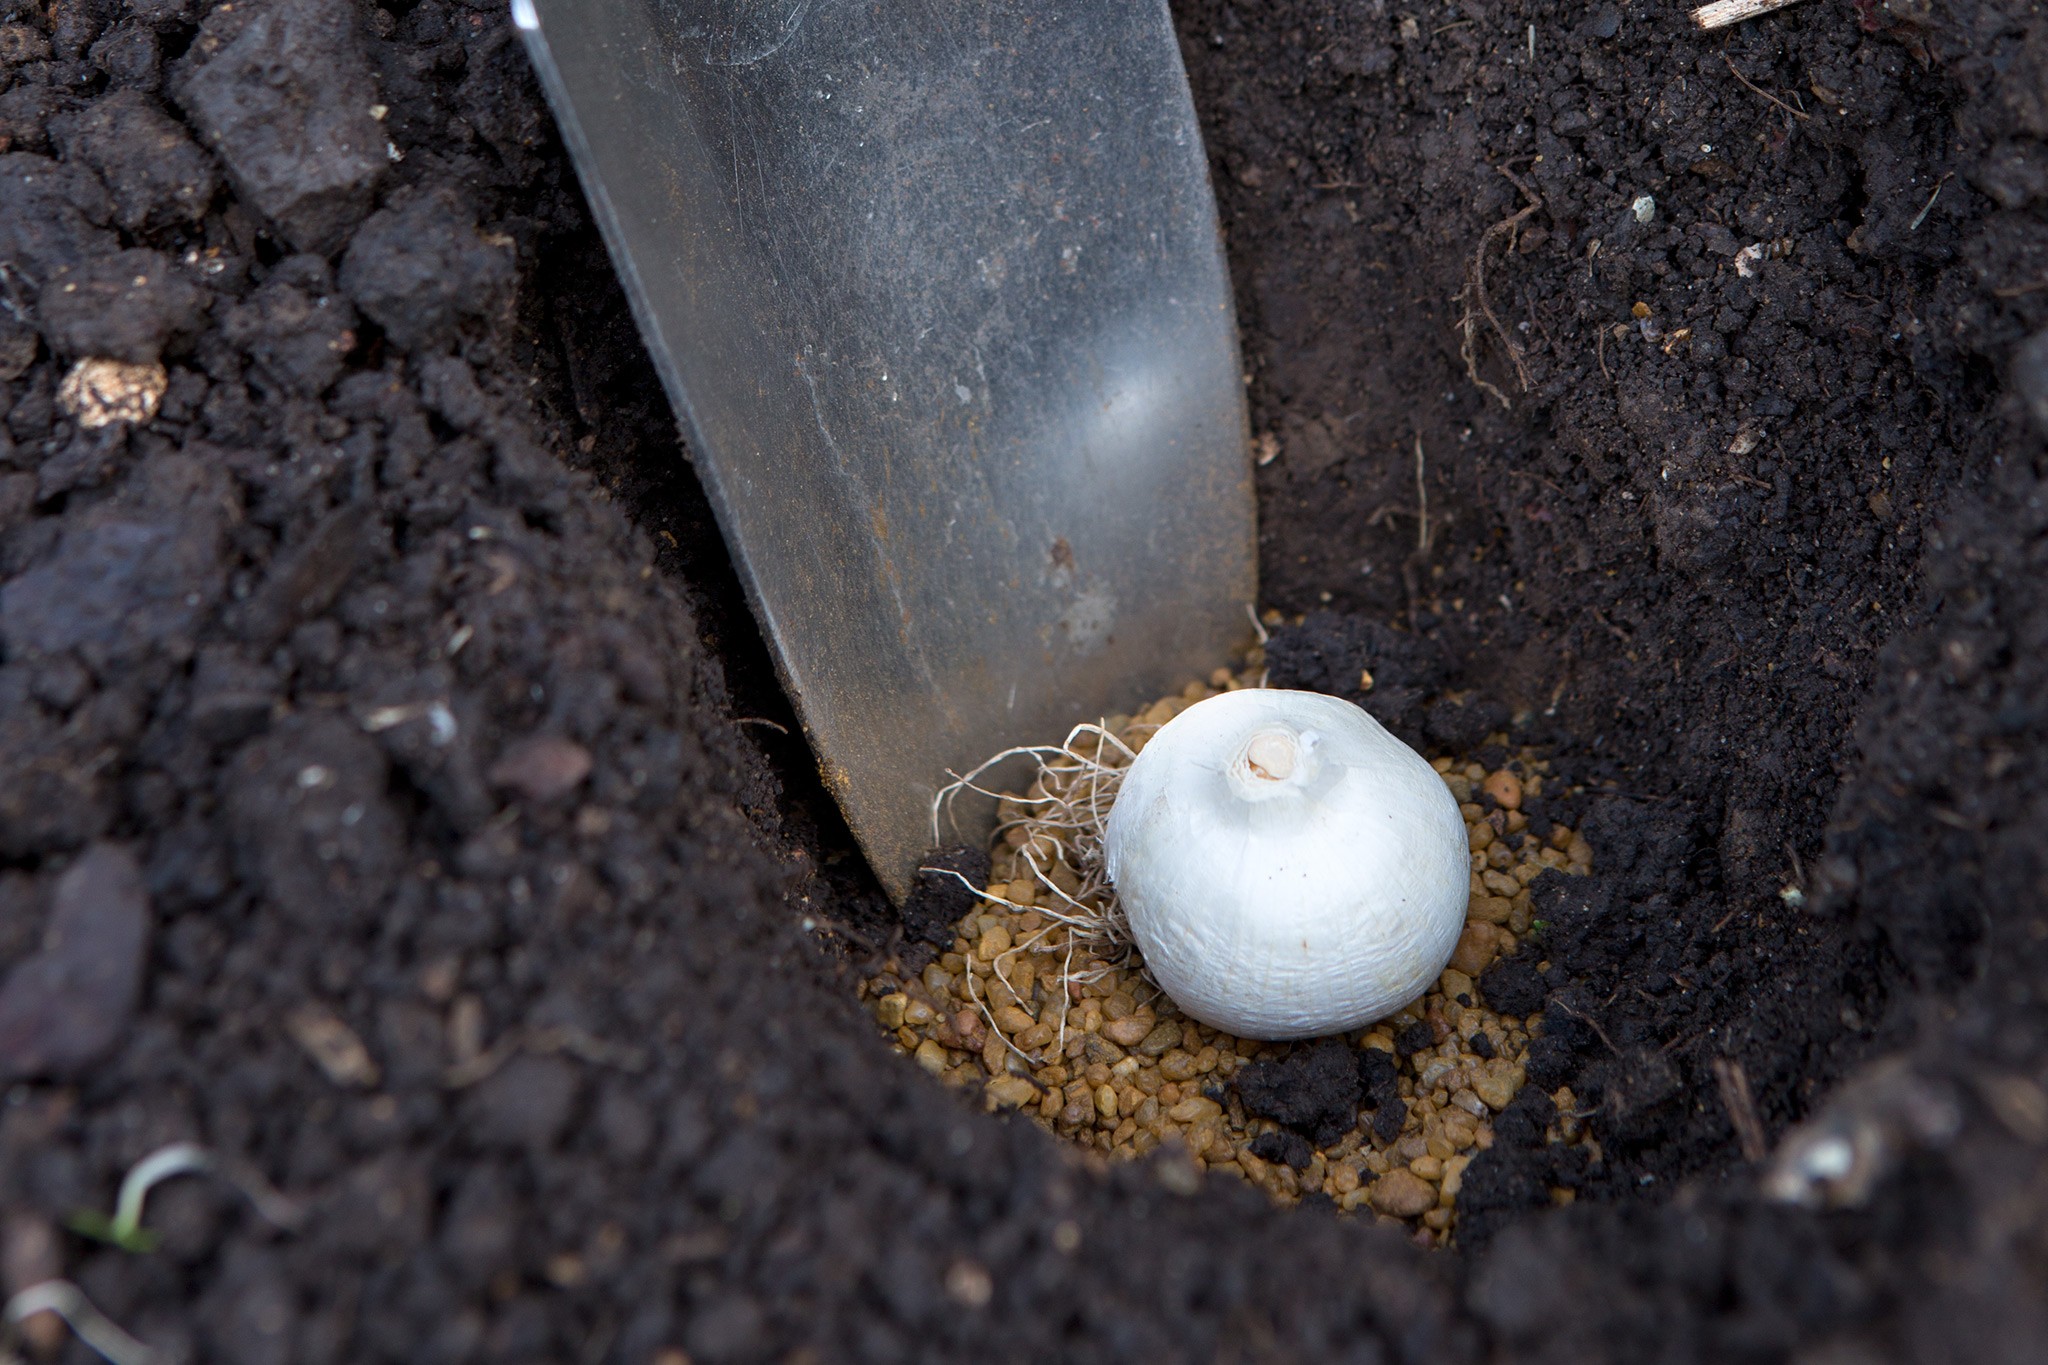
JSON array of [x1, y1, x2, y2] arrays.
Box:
[[65, 1143, 210, 1251], [65, 1142, 302, 1254], [2, 1279, 156, 1365]]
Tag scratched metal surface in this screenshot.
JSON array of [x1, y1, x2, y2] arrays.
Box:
[[515, 0, 1255, 900]]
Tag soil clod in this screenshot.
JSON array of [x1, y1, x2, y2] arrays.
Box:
[[0, 843, 150, 1083]]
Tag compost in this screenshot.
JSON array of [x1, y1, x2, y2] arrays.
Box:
[[2, 0, 2046, 1361]]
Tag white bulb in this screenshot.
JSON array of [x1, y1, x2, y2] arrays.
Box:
[[1103, 688, 1469, 1040]]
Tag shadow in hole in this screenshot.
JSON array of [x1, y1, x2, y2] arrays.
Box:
[[519, 223, 897, 953]]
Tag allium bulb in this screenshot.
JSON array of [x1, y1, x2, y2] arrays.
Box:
[[1103, 688, 1468, 1040]]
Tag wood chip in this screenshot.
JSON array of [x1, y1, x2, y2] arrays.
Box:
[[286, 1005, 381, 1087], [1691, 0, 1811, 31]]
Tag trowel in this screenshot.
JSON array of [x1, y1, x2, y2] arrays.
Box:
[[513, 0, 1256, 900]]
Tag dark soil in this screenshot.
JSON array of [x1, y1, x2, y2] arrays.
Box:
[[1, 0, 2045, 1361]]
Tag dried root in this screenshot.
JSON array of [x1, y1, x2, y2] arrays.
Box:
[[928, 673, 1261, 1057], [1458, 165, 1543, 409], [931, 722, 1144, 1045]]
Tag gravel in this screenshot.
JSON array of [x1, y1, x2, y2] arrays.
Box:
[[867, 674, 1596, 1244]]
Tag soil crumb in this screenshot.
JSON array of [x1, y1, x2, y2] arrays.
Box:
[[864, 669, 1596, 1243]]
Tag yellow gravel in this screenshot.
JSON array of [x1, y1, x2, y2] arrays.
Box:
[[862, 667, 1596, 1245]]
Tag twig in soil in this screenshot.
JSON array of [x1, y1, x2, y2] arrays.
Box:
[[444, 1023, 649, 1088], [1720, 52, 1810, 122], [1589, 609, 1631, 643], [0, 264, 36, 327], [1505, 468, 1564, 496], [1713, 1057, 1769, 1162], [1523, 287, 1557, 358], [3, 1281, 156, 1365], [1908, 173, 1953, 232], [66, 1142, 303, 1253], [1692, 0, 1811, 31], [1459, 168, 1542, 409], [734, 716, 790, 734], [1548, 998, 1621, 1055], [812, 919, 880, 953], [1413, 435, 1432, 556], [1365, 504, 1420, 534]]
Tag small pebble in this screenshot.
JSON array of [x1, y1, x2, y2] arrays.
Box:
[[944, 1259, 994, 1308], [286, 1005, 381, 1088], [993, 1004, 1034, 1035], [2, 1212, 63, 1356], [0, 844, 152, 1083], [986, 1076, 1038, 1109], [977, 923, 1012, 961], [1102, 1016, 1152, 1047], [1449, 923, 1501, 976], [1472, 1063, 1523, 1112], [488, 734, 593, 803], [1482, 770, 1523, 810], [1369, 1170, 1438, 1218], [1136, 1021, 1182, 1057], [1470, 895, 1514, 925]]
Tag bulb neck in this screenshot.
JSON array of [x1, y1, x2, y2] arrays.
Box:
[[1229, 725, 1319, 802]]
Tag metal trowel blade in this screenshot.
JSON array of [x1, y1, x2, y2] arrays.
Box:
[[515, 0, 1256, 900]]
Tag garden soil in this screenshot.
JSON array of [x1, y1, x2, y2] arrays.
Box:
[[1, 0, 2045, 1361]]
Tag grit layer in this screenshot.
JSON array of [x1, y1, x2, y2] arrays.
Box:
[[864, 669, 1596, 1244]]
